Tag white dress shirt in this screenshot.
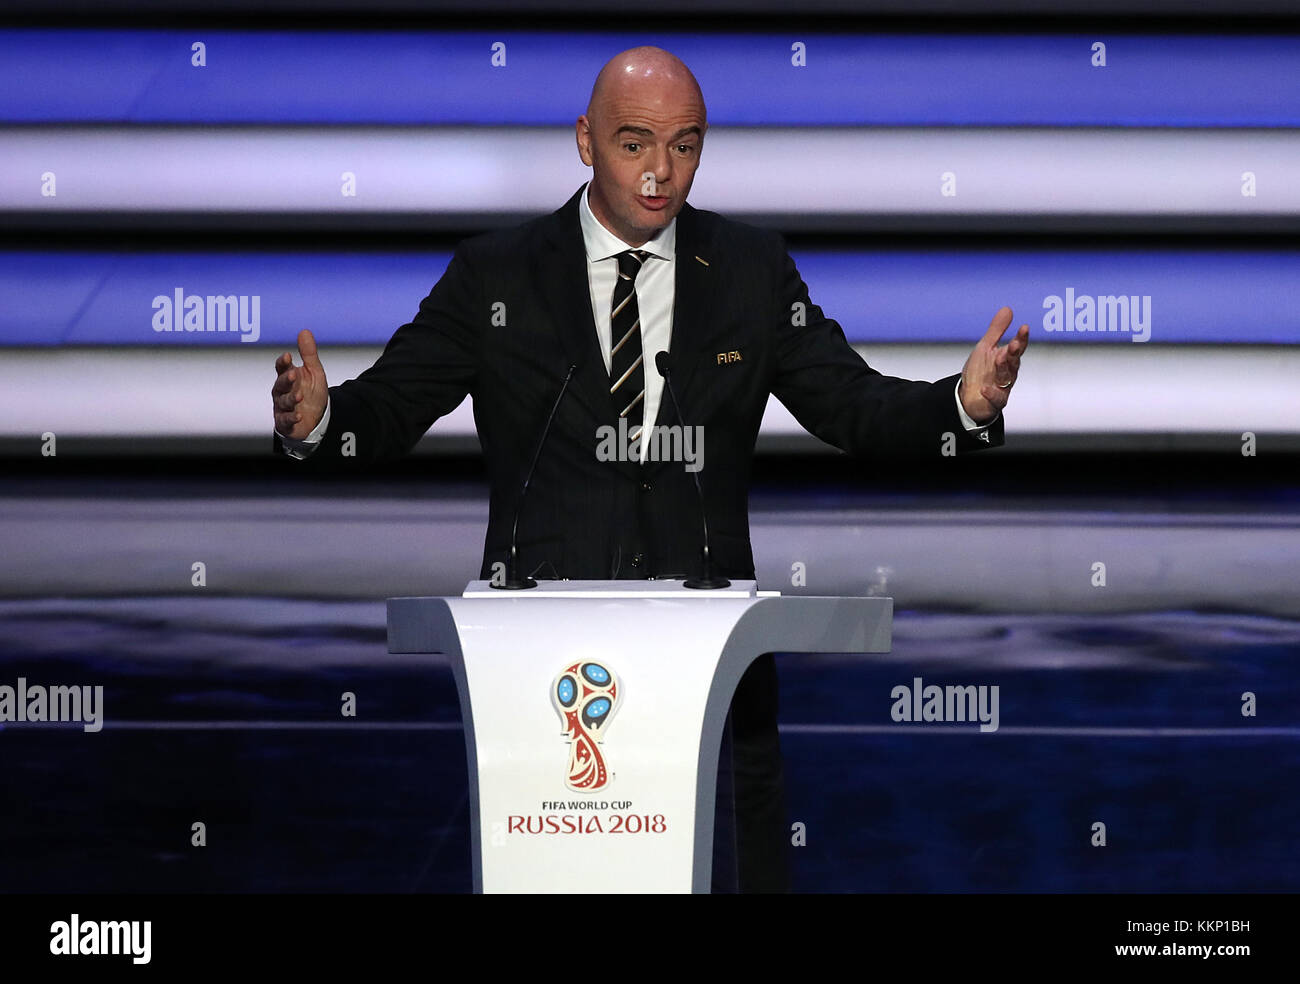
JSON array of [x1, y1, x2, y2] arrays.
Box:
[[578, 182, 675, 462], [277, 183, 994, 458]]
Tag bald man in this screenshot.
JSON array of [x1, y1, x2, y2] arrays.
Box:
[[271, 47, 1027, 892]]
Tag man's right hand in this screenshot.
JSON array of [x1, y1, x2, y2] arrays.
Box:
[[272, 329, 329, 440]]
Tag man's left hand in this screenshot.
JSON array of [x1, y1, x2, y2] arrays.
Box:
[[960, 306, 1029, 424]]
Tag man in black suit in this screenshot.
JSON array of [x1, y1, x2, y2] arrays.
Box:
[[272, 46, 1028, 892]]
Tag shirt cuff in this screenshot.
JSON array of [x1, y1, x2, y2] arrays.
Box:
[[276, 398, 330, 459], [954, 378, 998, 433]]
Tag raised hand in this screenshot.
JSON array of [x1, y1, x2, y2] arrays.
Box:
[[959, 307, 1029, 424], [271, 329, 329, 440]]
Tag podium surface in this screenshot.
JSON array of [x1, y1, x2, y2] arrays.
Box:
[[388, 580, 891, 893]]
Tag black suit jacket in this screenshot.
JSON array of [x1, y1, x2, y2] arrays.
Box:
[[275, 183, 1004, 580]]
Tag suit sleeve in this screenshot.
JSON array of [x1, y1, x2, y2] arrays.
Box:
[[768, 238, 1004, 458], [273, 242, 481, 466]]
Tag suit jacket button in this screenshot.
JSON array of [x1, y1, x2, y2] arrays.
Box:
[[640, 481, 652, 492], [631, 553, 644, 567]]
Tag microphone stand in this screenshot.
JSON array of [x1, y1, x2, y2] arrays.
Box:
[[655, 352, 730, 590], [493, 362, 578, 589]]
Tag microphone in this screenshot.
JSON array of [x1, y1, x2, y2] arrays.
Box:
[[655, 351, 730, 590], [493, 361, 579, 590]]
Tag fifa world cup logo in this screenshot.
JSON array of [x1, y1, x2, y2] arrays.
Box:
[[551, 661, 621, 792]]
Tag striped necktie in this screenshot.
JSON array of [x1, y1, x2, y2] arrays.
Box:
[[609, 248, 650, 443]]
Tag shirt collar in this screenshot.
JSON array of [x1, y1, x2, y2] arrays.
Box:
[[580, 181, 676, 264]]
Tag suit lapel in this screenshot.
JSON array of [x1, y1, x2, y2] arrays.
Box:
[[643, 200, 724, 477], [535, 187, 622, 430]]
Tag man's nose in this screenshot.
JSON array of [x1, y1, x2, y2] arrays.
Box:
[[648, 150, 673, 184]]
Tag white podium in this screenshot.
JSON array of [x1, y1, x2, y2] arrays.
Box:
[[387, 580, 892, 893]]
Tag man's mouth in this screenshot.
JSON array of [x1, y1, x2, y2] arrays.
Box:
[[638, 194, 670, 211]]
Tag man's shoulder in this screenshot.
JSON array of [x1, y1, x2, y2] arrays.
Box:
[[681, 201, 786, 260], [684, 201, 779, 238], [454, 210, 556, 263]]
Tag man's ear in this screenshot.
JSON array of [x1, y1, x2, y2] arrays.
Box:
[[575, 115, 595, 167]]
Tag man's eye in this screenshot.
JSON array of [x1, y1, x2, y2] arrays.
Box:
[[624, 143, 640, 153], [676, 144, 695, 154]]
